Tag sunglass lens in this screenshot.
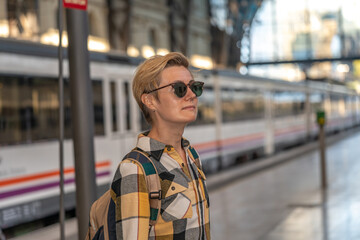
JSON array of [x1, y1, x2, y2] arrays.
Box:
[[174, 82, 187, 98], [190, 82, 203, 97]]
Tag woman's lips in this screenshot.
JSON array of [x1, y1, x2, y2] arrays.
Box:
[[182, 105, 196, 110]]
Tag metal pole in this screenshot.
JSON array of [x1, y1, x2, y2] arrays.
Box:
[[304, 0, 312, 59], [319, 125, 327, 189], [213, 73, 223, 170], [271, 0, 279, 61], [58, 1, 65, 240], [338, 8, 346, 58], [168, 0, 175, 52], [320, 190, 328, 239], [65, 8, 97, 239], [184, 0, 192, 56]]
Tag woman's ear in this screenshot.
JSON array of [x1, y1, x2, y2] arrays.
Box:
[[141, 93, 156, 111]]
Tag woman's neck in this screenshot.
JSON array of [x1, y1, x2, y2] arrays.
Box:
[[147, 123, 185, 150]]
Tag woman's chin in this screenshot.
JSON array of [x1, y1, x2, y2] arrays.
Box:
[[168, 112, 198, 125], [183, 115, 197, 124]]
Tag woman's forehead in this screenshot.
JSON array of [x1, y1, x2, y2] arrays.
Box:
[[159, 66, 193, 84]]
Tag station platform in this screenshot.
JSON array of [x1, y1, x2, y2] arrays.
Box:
[[9, 128, 360, 240], [210, 129, 360, 240]]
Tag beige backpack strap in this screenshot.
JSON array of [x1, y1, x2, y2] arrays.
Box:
[[87, 190, 112, 240]]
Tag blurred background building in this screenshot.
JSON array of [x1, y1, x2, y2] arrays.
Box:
[[0, 0, 360, 88], [0, 0, 213, 68], [247, 0, 360, 87]]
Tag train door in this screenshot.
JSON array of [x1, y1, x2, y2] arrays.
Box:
[[101, 78, 139, 179], [264, 90, 274, 156]]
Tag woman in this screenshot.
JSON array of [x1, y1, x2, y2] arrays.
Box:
[[113, 52, 210, 239]]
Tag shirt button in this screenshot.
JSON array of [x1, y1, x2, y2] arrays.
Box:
[[171, 186, 175, 191], [167, 146, 172, 151], [181, 163, 185, 167]]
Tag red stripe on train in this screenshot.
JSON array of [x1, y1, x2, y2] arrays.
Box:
[[0, 160, 111, 187]]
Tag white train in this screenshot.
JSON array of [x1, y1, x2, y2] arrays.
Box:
[[0, 41, 359, 229]]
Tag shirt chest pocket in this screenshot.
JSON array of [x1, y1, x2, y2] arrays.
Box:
[[160, 177, 193, 222]]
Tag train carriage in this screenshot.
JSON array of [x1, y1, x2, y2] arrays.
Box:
[[0, 41, 359, 229]]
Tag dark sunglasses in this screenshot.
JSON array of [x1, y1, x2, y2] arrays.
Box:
[[146, 80, 204, 98]]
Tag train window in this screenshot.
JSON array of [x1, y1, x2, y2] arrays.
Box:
[[0, 76, 54, 145], [0, 76, 104, 146], [110, 82, 118, 132], [64, 79, 104, 137], [189, 86, 216, 126], [273, 91, 305, 117], [221, 88, 264, 122], [348, 96, 357, 115], [310, 93, 323, 114], [123, 82, 131, 130], [332, 94, 347, 117], [92, 80, 105, 135]]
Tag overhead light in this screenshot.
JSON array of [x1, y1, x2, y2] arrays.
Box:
[[40, 28, 67, 46], [0, 20, 9, 37], [156, 48, 169, 56], [88, 35, 110, 52], [336, 64, 350, 73], [239, 66, 248, 75], [142, 45, 155, 58], [127, 45, 140, 57], [190, 55, 213, 70], [40, 28, 110, 52]]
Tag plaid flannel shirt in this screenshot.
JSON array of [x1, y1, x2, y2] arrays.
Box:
[[111, 133, 211, 240]]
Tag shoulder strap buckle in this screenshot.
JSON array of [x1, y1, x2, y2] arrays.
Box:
[[149, 190, 162, 200]]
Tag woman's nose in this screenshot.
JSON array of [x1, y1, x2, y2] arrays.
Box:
[[185, 85, 196, 99]]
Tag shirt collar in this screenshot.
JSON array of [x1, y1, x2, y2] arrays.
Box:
[[136, 131, 191, 161]]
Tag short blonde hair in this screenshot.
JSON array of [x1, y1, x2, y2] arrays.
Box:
[[132, 52, 190, 124]]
